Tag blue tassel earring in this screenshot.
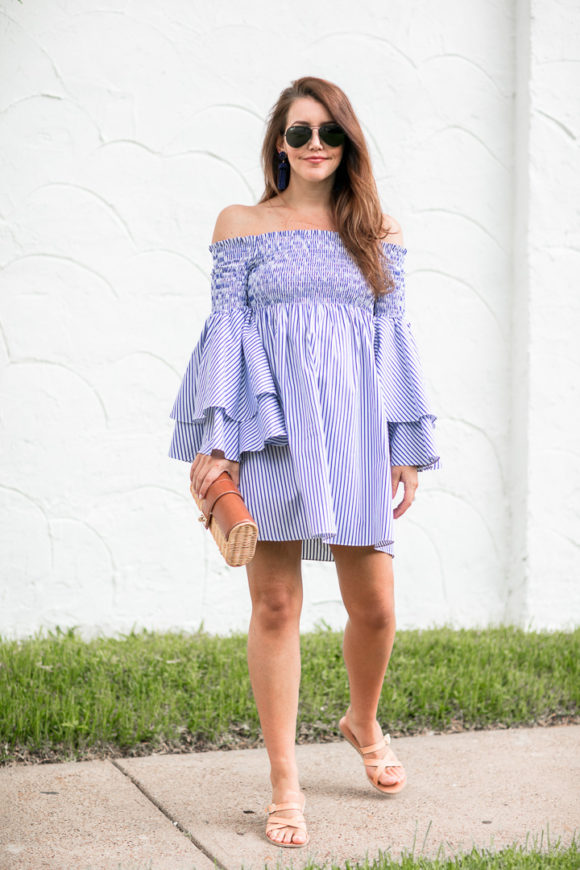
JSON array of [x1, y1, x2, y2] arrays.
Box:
[[277, 150, 289, 191]]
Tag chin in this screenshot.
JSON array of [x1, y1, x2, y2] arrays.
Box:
[[297, 162, 335, 177]]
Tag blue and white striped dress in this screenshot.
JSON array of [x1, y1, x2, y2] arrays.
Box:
[[168, 229, 440, 563]]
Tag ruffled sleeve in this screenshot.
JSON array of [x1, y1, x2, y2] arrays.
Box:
[[374, 245, 441, 472], [168, 236, 288, 463]]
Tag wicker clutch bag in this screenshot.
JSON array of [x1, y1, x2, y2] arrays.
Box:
[[190, 470, 258, 567]]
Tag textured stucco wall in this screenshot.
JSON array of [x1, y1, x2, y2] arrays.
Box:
[[0, 0, 578, 639], [513, 0, 580, 629]]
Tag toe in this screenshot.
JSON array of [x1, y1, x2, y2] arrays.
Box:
[[380, 766, 398, 784], [380, 764, 405, 785]]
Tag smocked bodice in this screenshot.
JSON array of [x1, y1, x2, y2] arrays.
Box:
[[207, 230, 408, 319]]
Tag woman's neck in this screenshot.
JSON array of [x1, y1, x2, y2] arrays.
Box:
[[277, 175, 334, 213]]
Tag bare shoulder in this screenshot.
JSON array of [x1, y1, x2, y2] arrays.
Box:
[[381, 213, 404, 247], [211, 204, 261, 244]]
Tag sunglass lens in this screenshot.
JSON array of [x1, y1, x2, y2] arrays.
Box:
[[285, 126, 311, 148], [320, 124, 345, 146]]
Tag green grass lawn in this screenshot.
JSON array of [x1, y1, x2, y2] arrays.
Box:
[[1, 626, 578, 869], [298, 835, 580, 869], [296, 835, 580, 868], [0, 625, 577, 764]]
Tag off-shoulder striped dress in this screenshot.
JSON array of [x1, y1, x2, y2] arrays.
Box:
[[168, 229, 440, 563]]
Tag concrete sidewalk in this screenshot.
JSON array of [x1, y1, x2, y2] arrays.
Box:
[[1, 725, 579, 870]]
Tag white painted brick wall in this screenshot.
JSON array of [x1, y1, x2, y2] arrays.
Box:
[[0, 0, 578, 638]]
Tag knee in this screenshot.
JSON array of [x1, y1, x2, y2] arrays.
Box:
[[251, 586, 302, 632], [347, 599, 396, 633]]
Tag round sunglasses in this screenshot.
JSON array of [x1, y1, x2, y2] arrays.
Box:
[[284, 122, 346, 149]]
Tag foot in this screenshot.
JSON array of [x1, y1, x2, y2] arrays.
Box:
[[340, 707, 405, 789], [265, 788, 308, 847]]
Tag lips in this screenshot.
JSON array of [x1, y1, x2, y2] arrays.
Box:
[[304, 158, 326, 163]]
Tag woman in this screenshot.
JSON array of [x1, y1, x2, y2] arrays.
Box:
[[168, 76, 440, 848]]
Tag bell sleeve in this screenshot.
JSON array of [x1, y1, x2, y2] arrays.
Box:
[[373, 245, 441, 472], [168, 236, 288, 463]]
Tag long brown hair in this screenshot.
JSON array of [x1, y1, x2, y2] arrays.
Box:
[[258, 76, 397, 298]]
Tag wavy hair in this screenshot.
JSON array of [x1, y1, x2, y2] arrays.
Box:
[[258, 76, 397, 298]]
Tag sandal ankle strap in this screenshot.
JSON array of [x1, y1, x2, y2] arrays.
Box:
[[359, 734, 390, 755], [266, 800, 305, 814]]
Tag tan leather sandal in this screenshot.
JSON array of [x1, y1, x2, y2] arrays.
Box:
[[339, 716, 407, 794], [264, 799, 310, 848]]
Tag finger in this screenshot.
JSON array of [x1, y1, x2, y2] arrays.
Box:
[[393, 495, 412, 518], [391, 470, 402, 499], [194, 456, 240, 498], [393, 484, 417, 518], [191, 452, 207, 483], [199, 469, 222, 500], [198, 460, 231, 499], [190, 461, 200, 485], [196, 471, 211, 498], [192, 454, 212, 494]]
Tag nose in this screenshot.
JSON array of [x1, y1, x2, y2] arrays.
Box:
[[308, 130, 323, 149]]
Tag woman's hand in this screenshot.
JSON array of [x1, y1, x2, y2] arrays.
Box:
[[190, 449, 240, 499], [391, 464, 419, 519]]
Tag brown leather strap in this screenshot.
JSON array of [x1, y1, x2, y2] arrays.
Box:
[[193, 471, 256, 541], [202, 487, 243, 529]]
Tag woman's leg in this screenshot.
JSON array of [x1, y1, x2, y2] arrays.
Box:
[[245, 539, 307, 844], [330, 544, 405, 787]]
